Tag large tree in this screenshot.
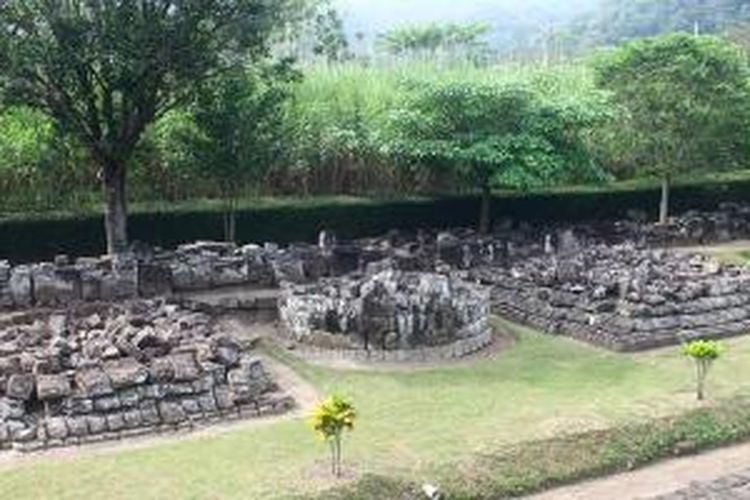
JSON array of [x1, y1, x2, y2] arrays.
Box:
[[0, 0, 303, 253], [384, 80, 606, 234], [189, 60, 300, 242], [594, 33, 750, 223]]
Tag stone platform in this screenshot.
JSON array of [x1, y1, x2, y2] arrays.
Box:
[[0, 299, 291, 452]]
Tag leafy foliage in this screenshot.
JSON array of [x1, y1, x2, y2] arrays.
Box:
[[383, 76, 609, 231], [0, 0, 304, 252], [377, 21, 492, 60], [313, 8, 351, 62], [309, 394, 357, 477], [593, 33, 750, 220], [188, 60, 301, 240], [683, 339, 724, 401]]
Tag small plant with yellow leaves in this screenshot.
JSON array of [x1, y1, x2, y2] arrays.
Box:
[[683, 339, 724, 401], [308, 394, 357, 477]]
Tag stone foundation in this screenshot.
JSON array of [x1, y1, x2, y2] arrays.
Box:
[[0, 300, 291, 451], [474, 244, 750, 351], [278, 270, 492, 356]]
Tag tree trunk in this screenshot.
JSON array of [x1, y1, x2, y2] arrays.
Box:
[[223, 197, 236, 243], [659, 173, 671, 224], [696, 361, 706, 401], [104, 162, 128, 255], [479, 184, 492, 235]]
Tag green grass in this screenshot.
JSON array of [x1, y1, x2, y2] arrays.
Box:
[[3, 319, 750, 499]]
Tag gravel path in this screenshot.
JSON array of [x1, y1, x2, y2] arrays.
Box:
[[526, 441, 750, 500]]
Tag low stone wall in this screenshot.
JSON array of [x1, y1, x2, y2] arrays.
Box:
[[289, 323, 493, 364], [475, 245, 750, 351], [279, 270, 492, 356], [0, 300, 291, 451]]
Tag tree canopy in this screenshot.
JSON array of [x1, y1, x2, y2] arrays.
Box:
[[384, 78, 607, 233], [377, 21, 491, 59], [0, 0, 305, 253], [593, 32, 750, 222]]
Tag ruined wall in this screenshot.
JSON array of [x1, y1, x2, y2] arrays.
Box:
[[0, 300, 291, 451], [476, 245, 750, 351], [278, 270, 492, 359]]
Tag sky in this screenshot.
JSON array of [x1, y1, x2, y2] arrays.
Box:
[[334, 0, 602, 35]]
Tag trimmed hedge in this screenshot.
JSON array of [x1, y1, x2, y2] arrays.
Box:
[[1, 178, 748, 263]]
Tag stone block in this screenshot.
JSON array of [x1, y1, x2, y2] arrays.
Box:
[[104, 359, 149, 389], [66, 416, 89, 437], [94, 395, 121, 412], [33, 265, 82, 307], [158, 401, 186, 424], [86, 415, 107, 434], [75, 368, 113, 397], [106, 413, 125, 432], [0, 397, 25, 420], [6, 374, 34, 400], [46, 417, 69, 440], [36, 374, 72, 400]]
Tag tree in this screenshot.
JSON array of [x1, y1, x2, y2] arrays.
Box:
[[683, 339, 723, 401], [0, 0, 304, 254], [377, 21, 491, 61], [593, 33, 750, 223], [309, 394, 357, 478], [189, 60, 300, 241], [384, 80, 606, 234], [313, 8, 351, 63]]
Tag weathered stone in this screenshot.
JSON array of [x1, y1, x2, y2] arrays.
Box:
[[8, 266, 33, 307], [85, 415, 107, 434], [66, 416, 89, 437], [75, 368, 113, 397], [148, 358, 175, 382], [6, 374, 35, 400], [168, 353, 201, 382], [46, 417, 69, 440], [158, 401, 186, 424], [180, 398, 202, 415], [122, 410, 142, 429], [104, 359, 149, 389], [213, 386, 235, 411], [0, 397, 25, 420], [33, 265, 82, 307], [36, 374, 72, 400], [94, 395, 121, 412], [106, 413, 125, 431]]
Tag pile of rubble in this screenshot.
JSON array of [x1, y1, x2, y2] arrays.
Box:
[[0, 299, 291, 451], [476, 244, 750, 351], [278, 270, 492, 361]]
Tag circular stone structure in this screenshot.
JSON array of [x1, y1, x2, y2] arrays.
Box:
[[278, 270, 492, 361]]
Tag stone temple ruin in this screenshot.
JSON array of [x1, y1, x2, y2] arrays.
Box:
[[3, 202, 750, 450], [478, 244, 750, 351], [0, 299, 291, 451], [278, 270, 492, 362]]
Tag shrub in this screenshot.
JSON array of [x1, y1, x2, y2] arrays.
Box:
[[683, 339, 724, 401], [308, 394, 357, 477]]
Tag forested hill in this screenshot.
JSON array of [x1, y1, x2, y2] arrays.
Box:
[[336, 0, 750, 54], [568, 0, 750, 48]]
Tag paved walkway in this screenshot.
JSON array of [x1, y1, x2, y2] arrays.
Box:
[[526, 442, 750, 500]]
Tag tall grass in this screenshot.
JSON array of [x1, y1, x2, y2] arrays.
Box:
[[277, 59, 603, 195]]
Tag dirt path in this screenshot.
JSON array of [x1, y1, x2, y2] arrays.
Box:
[[525, 441, 750, 500]]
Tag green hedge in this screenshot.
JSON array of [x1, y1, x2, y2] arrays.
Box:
[[1, 178, 749, 262]]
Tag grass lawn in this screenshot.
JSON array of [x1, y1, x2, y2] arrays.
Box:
[[3, 319, 750, 499]]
